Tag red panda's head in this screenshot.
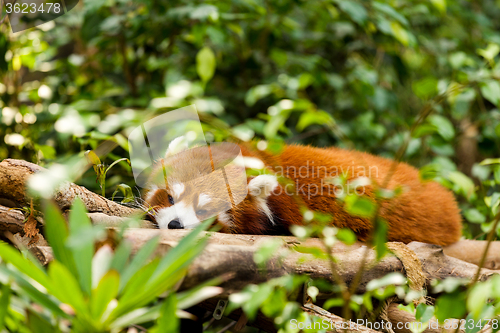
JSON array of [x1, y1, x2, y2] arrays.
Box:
[[143, 138, 279, 231]]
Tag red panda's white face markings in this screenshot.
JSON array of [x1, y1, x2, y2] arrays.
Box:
[[171, 183, 185, 199], [147, 181, 219, 229]]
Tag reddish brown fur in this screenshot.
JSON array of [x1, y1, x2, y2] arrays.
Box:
[[145, 143, 462, 246]]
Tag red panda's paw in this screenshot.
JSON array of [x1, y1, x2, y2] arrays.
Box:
[[248, 175, 279, 198]]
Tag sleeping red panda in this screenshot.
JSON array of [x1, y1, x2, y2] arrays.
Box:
[[143, 138, 462, 246]]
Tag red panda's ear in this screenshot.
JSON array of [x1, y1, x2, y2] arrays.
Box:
[[165, 136, 189, 157], [248, 175, 279, 198]]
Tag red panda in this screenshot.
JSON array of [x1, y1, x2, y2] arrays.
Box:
[[143, 139, 462, 246]]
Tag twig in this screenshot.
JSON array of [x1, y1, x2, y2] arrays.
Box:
[[119, 33, 137, 97], [215, 321, 236, 333], [471, 213, 500, 284], [130, 324, 148, 332]]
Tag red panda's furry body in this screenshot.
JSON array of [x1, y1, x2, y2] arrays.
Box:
[[144, 142, 462, 246]]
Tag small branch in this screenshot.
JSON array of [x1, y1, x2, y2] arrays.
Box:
[[215, 321, 236, 333], [472, 213, 500, 284], [303, 302, 383, 333], [119, 33, 137, 97], [87, 212, 156, 229], [29, 231, 500, 294]]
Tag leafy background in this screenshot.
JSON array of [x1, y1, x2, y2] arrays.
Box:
[[1, 0, 500, 331]]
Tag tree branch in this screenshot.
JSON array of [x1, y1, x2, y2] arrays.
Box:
[[0, 159, 139, 217], [27, 229, 500, 295]]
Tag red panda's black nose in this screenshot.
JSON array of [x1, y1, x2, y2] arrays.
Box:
[[168, 219, 183, 229]]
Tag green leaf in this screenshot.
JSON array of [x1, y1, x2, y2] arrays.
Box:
[[374, 218, 388, 260], [337, 1, 367, 25], [264, 113, 289, 139], [465, 312, 486, 333], [0, 266, 67, 318], [119, 236, 160, 291], [447, 171, 475, 200], [110, 220, 210, 322], [366, 272, 406, 291], [344, 195, 376, 219], [416, 303, 435, 323], [294, 245, 328, 259], [176, 286, 222, 310], [37, 145, 56, 160], [0, 243, 51, 288], [92, 245, 113, 289], [85, 150, 101, 166], [324, 298, 343, 310], [298, 73, 314, 89], [477, 43, 500, 61], [43, 202, 78, 276], [100, 16, 123, 34], [0, 283, 11, 328], [296, 110, 334, 132], [148, 219, 211, 286], [467, 282, 490, 319], [109, 304, 161, 330], [390, 21, 409, 46], [254, 239, 283, 267], [267, 140, 285, 155], [117, 259, 160, 306], [464, 208, 486, 224], [479, 158, 500, 165], [480, 80, 500, 106], [109, 241, 132, 274], [244, 284, 274, 320], [90, 270, 120, 321], [245, 84, 273, 106], [435, 291, 466, 321], [448, 52, 472, 69], [111, 184, 134, 203], [428, 115, 455, 141], [27, 310, 60, 333], [155, 295, 179, 333], [336, 228, 357, 245], [495, 166, 500, 184], [47, 261, 87, 317], [413, 77, 438, 100], [430, 0, 446, 13], [372, 2, 408, 26], [419, 164, 440, 181], [471, 164, 490, 181], [105, 158, 131, 176], [196, 47, 216, 82], [413, 124, 438, 138], [68, 198, 94, 297], [432, 277, 468, 294]]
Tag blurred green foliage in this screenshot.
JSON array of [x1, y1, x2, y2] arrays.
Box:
[[0, 199, 219, 332]]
